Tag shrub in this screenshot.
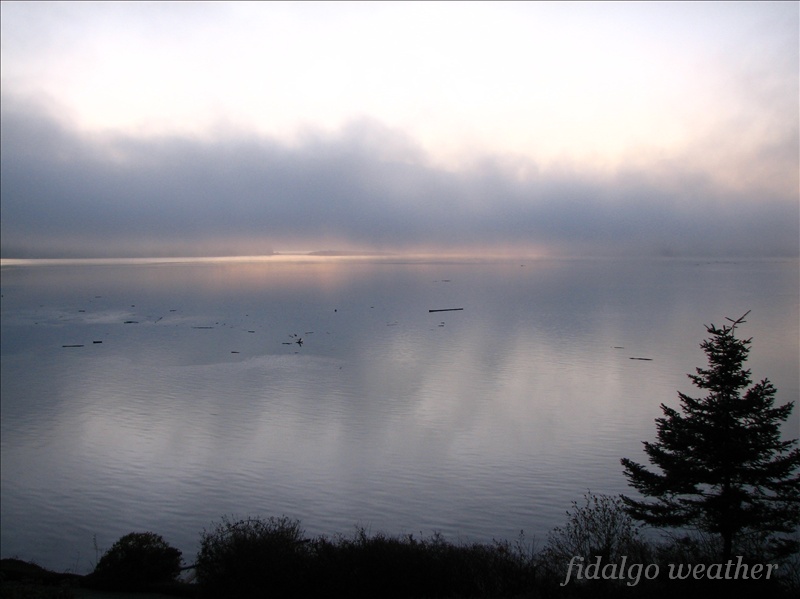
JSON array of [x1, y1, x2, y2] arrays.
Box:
[[309, 527, 536, 598], [543, 492, 648, 562], [89, 531, 182, 591], [195, 515, 310, 598], [195, 518, 537, 598], [538, 491, 651, 594]]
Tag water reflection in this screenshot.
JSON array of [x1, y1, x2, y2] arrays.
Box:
[[1, 257, 797, 572]]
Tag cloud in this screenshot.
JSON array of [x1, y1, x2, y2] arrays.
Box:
[[1, 98, 797, 259]]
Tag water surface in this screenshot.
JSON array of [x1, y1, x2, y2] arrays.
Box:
[[1, 257, 797, 572]]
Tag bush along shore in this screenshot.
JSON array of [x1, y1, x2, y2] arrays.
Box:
[[2, 494, 798, 599]]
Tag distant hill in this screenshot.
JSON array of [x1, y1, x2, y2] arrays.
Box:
[[305, 250, 393, 257]]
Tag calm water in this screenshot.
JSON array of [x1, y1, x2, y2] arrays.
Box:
[[1, 256, 798, 573]]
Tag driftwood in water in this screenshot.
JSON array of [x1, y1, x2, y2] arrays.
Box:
[[428, 308, 463, 313]]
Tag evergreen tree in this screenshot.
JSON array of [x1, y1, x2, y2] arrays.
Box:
[[620, 311, 800, 560]]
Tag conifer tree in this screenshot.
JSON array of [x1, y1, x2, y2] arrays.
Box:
[[620, 311, 800, 560]]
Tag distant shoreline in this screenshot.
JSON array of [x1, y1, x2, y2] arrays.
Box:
[[2, 254, 797, 268]]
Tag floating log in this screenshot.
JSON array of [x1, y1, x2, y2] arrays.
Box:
[[62, 344, 84, 348], [629, 357, 653, 361], [428, 308, 463, 313]]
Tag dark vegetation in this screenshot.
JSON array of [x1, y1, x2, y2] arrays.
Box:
[[0, 558, 81, 598], [85, 532, 183, 592], [621, 312, 800, 560], [194, 515, 536, 598], [3, 504, 797, 598], [2, 314, 797, 597]]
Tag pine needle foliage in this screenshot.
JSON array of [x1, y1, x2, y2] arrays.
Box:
[[621, 312, 800, 560]]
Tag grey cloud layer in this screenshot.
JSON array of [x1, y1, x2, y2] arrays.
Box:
[[1, 103, 797, 258]]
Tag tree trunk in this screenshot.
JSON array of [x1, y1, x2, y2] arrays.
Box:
[[722, 531, 732, 561]]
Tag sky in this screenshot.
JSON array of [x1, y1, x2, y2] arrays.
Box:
[[1, 1, 798, 258]]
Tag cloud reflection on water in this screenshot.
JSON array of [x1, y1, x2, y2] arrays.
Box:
[[1, 258, 797, 572]]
